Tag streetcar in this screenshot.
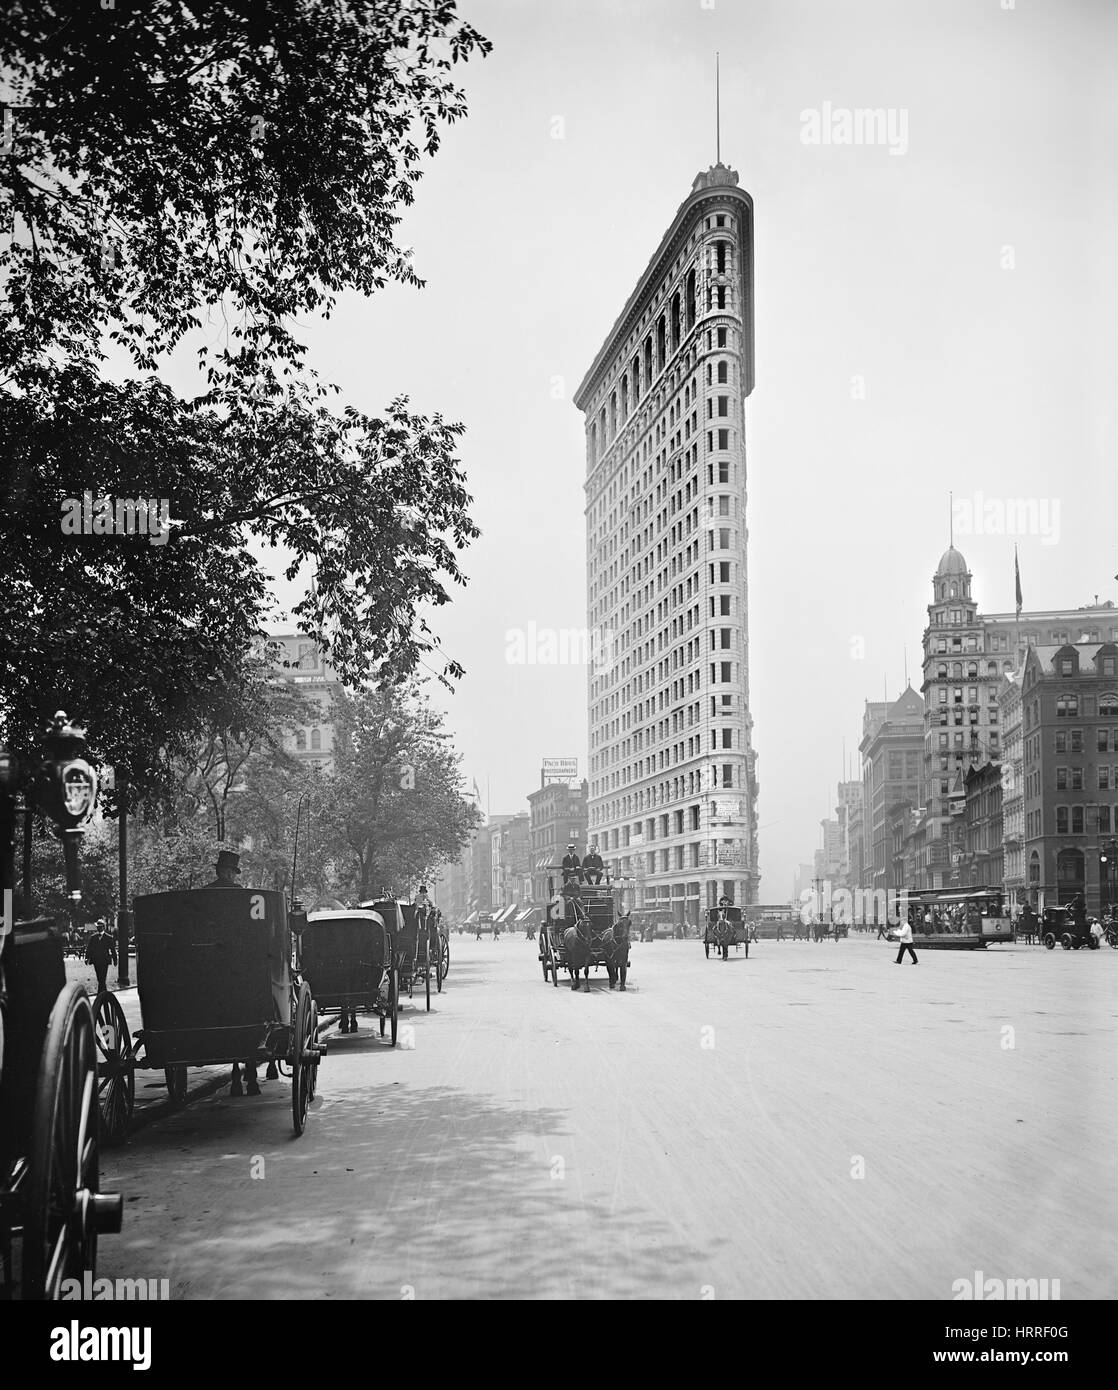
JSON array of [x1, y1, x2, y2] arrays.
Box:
[[897, 887, 1014, 950]]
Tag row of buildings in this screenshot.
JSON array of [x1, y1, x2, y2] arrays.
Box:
[[433, 773, 590, 927], [811, 549, 1118, 917]]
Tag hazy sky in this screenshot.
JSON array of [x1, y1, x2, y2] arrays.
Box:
[[177, 0, 1117, 896]]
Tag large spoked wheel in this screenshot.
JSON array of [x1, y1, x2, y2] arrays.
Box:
[[1043, 932, 1056, 950], [1060, 933, 1073, 951], [440, 935, 450, 980], [550, 934, 560, 989], [24, 985, 123, 1300], [291, 981, 314, 1138], [1106, 928, 1118, 949], [93, 992, 134, 1146], [436, 938, 444, 993], [380, 968, 399, 1046], [164, 1066, 188, 1104], [307, 1002, 320, 1104]]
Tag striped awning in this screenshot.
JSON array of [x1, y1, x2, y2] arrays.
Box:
[[464, 911, 478, 925], [515, 907, 541, 922], [495, 904, 518, 923]]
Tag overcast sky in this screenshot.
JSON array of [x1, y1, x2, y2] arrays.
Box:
[[179, 0, 1118, 897]]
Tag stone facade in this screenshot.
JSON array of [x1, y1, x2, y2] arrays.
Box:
[[574, 163, 759, 925]]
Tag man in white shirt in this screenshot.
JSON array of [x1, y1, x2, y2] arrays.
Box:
[[895, 917, 918, 965]]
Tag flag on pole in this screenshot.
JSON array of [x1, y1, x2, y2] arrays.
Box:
[[471, 778, 482, 803], [1014, 545, 1023, 616]]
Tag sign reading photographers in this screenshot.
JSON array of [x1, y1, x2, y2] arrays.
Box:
[[542, 758, 579, 786]]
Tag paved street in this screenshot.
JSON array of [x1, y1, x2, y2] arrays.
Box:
[[98, 934, 1118, 1300]]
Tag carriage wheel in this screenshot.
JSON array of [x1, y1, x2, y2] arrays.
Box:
[[440, 936, 450, 980], [1060, 933, 1073, 951], [436, 940, 444, 993], [1043, 932, 1056, 950], [425, 951, 432, 1011], [307, 1002, 320, 1104], [164, 1066, 188, 1105], [551, 938, 560, 989], [93, 992, 134, 1146], [291, 981, 314, 1137], [390, 970, 399, 1046], [23, 985, 122, 1300]]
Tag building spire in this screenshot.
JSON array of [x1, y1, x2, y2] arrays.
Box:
[[716, 52, 721, 164]]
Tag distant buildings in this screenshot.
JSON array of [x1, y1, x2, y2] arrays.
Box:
[[1021, 641, 1118, 914], [491, 813, 531, 908], [270, 630, 338, 771], [859, 687, 925, 893], [528, 778, 588, 904]]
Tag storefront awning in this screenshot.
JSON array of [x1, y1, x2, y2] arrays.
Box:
[[495, 904, 518, 923], [464, 910, 478, 924], [515, 907, 541, 922]]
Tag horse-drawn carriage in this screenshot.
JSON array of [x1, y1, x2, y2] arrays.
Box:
[[2, 712, 122, 1298], [1, 916, 124, 1298], [92, 888, 324, 1141], [1041, 904, 1099, 951], [703, 906, 751, 959], [539, 876, 631, 992]]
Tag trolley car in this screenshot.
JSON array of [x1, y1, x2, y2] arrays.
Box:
[[898, 887, 1015, 950]]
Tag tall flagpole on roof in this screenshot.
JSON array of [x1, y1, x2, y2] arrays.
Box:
[[716, 53, 720, 164]]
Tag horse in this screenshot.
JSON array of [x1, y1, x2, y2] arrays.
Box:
[[562, 925, 593, 991], [605, 913, 631, 990]]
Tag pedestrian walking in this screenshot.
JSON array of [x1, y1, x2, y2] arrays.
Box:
[[894, 917, 918, 965], [84, 920, 117, 994]]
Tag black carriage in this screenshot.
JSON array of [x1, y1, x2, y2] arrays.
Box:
[[93, 889, 323, 1141], [296, 906, 400, 1042], [2, 712, 122, 1298], [0, 916, 124, 1299], [1041, 905, 1099, 951], [396, 904, 444, 1011], [539, 878, 630, 992], [703, 906, 751, 959]]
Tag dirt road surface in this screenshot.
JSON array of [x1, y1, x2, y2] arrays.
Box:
[[98, 934, 1118, 1299]]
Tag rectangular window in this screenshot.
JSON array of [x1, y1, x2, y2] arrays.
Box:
[[1071, 730, 1083, 752], [1099, 729, 1109, 753], [1072, 806, 1084, 835], [1056, 768, 1068, 790], [719, 562, 730, 582], [1055, 731, 1067, 753], [1071, 768, 1083, 791], [717, 397, 729, 417], [722, 763, 733, 787], [717, 327, 727, 345], [1056, 807, 1069, 834], [717, 428, 729, 449], [720, 662, 732, 683], [1099, 767, 1110, 790]]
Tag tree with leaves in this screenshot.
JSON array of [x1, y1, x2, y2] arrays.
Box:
[[0, 1, 489, 806], [314, 685, 479, 902]]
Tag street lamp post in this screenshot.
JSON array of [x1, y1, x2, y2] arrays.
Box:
[[290, 789, 311, 911]]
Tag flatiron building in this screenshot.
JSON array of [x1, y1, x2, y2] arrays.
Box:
[[574, 162, 759, 926]]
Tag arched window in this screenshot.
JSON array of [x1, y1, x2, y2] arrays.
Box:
[[310, 728, 321, 751], [295, 730, 306, 750], [644, 338, 652, 388], [598, 405, 606, 447], [610, 391, 617, 439], [1100, 693, 1118, 716], [717, 360, 728, 384], [686, 268, 696, 329], [671, 293, 681, 351], [589, 421, 597, 463], [657, 315, 666, 369], [621, 374, 629, 419]]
